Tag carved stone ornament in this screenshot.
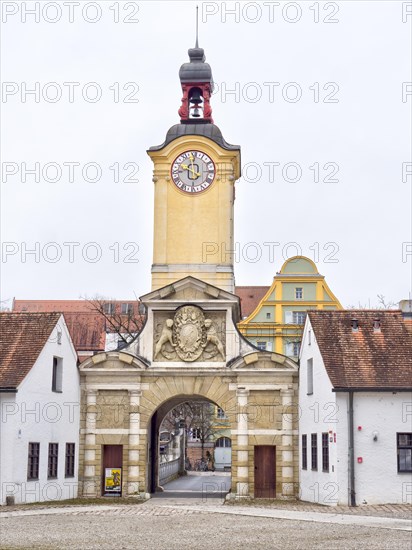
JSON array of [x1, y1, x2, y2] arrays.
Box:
[[153, 307, 226, 362], [173, 305, 206, 362]]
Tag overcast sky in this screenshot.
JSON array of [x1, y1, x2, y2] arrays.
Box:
[[1, 0, 411, 308]]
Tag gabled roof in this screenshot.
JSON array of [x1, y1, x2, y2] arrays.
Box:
[[235, 286, 270, 318], [0, 312, 61, 389], [308, 310, 412, 390]]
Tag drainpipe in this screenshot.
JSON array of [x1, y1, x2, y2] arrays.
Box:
[[348, 391, 356, 507]]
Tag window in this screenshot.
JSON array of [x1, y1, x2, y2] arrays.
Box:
[[57, 330, 62, 345], [91, 330, 99, 346], [266, 312, 271, 319], [215, 437, 231, 448], [65, 443, 75, 477], [103, 302, 115, 314], [217, 407, 226, 419], [52, 357, 63, 392], [256, 342, 267, 350], [121, 303, 133, 315], [79, 327, 88, 346], [48, 443, 59, 479], [397, 433, 412, 472], [302, 434, 307, 470], [293, 311, 306, 325], [191, 428, 201, 440], [322, 433, 329, 472], [286, 341, 301, 357], [307, 358, 313, 395], [311, 434, 318, 470], [308, 329, 312, 345], [295, 287, 303, 299], [27, 442, 40, 480]]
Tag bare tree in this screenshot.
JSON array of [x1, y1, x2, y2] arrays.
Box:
[[189, 402, 225, 462], [347, 294, 398, 310], [0, 299, 12, 312], [83, 295, 146, 348], [376, 294, 398, 309], [161, 400, 228, 463]]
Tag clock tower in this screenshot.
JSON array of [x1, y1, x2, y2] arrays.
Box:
[[148, 41, 241, 292]]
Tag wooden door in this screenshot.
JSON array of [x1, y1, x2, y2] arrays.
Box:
[[254, 446, 276, 498], [102, 445, 123, 495]]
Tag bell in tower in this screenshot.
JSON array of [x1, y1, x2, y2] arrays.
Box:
[[178, 43, 214, 123]]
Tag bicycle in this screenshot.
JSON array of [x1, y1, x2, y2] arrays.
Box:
[[194, 458, 209, 472]]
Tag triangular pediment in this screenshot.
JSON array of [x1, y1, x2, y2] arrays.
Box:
[[141, 276, 240, 307]]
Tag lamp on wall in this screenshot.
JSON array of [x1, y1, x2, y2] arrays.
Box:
[[372, 431, 378, 441]]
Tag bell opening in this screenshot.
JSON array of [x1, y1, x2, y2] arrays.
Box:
[[189, 87, 204, 119]]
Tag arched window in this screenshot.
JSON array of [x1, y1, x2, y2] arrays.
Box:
[[215, 437, 231, 448]]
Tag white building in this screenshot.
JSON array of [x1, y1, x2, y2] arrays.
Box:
[[0, 312, 80, 505], [299, 309, 412, 506]]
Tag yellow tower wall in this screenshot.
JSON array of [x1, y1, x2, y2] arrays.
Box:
[[148, 135, 241, 292]]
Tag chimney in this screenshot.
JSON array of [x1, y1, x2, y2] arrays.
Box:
[[351, 318, 359, 332], [399, 300, 412, 328], [373, 318, 381, 332], [399, 300, 412, 321]]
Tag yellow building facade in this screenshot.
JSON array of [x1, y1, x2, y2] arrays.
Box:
[[238, 257, 342, 358]]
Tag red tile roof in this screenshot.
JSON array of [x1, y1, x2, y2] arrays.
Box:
[[13, 300, 143, 353], [235, 286, 270, 318], [308, 310, 412, 390], [0, 312, 61, 389], [13, 300, 93, 313]]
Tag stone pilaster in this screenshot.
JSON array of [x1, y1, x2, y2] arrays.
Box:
[[83, 389, 98, 497], [280, 388, 295, 497], [236, 387, 250, 498], [127, 389, 142, 495]]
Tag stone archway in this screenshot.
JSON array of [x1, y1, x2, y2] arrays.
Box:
[[145, 392, 234, 493], [79, 277, 299, 500]]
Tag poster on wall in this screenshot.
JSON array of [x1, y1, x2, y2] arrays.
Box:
[[105, 468, 122, 493]]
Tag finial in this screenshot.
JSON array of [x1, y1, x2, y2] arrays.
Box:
[[195, 5, 199, 48]]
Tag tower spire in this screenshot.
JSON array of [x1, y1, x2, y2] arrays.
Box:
[[195, 5, 199, 48], [178, 9, 214, 124]]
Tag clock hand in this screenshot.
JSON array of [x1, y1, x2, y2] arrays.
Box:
[[189, 153, 196, 173], [189, 157, 201, 177], [181, 164, 201, 177]]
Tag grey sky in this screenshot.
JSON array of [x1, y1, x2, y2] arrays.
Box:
[[1, 0, 411, 308]]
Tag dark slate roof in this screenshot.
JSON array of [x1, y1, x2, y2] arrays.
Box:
[[179, 47, 213, 85], [236, 286, 270, 319], [0, 312, 61, 389], [308, 310, 412, 390], [148, 123, 240, 152]]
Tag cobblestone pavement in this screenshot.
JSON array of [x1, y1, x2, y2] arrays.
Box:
[[0, 499, 411, 550], [223, 500, 412, 520]]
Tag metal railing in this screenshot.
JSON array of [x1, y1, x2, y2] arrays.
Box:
[[159, 458, 180, 485]]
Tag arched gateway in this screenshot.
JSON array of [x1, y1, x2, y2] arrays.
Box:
[[79, 277, 298, 499], [79, 39, 299, 500]]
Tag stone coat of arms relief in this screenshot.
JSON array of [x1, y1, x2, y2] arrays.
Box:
[[153, 306, 226, 362]]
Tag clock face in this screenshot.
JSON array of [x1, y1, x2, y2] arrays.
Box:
[[171, 150, 216, 194]]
